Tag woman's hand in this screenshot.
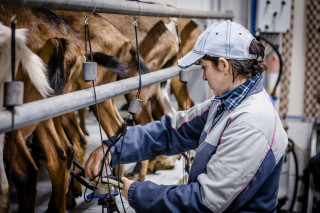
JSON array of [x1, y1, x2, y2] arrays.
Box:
[[85, 144, 111, 179], [121, 177, 134, 200]]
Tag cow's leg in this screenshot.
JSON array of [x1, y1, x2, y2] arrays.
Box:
[[59, 112, 87, 209], [90, 100, 125, 173], [52, 116, 74, 170], [78, 108, 89, 136], [138, 160, 148, 181], [90, 99, 123, 137], [112, 100, 124, 127], [13, 132, 38, 213], [4, 130, 39, 213], [170, 76, 194, 110], [14, 175, 38, 213], [147, 155, 167, 174], [89, 100, 127, 184], [150, 95, 166, 120], [110, 100, 127, 178], [152, 80, 177, 118], [33, 119, 71, 213], [0, 133, 9, 213]]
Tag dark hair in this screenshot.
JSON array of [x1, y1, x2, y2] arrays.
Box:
[[202, 39, 267, 81]]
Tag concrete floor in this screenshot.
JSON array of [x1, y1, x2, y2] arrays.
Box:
[[10, 110, 184, 213]]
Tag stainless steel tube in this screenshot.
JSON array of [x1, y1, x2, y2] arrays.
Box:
[[0, 65, 201, 133], [0, 0, 233, 19]]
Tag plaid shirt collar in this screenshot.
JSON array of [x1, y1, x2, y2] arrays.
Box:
[[214, 73, 261, 117]]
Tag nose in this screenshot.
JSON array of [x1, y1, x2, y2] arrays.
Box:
[[202, 71, 207, 81]]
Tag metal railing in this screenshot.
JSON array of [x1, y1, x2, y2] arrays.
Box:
[[0, 0, 233, 19], [0, 65, 201, 133], [0, 0, 232, 133]]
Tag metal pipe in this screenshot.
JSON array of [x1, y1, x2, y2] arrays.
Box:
[[0, 65, 201, 133], [0, 0, 233, 19]]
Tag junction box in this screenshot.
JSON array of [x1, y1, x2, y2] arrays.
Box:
[[255, 0, 292, 33]]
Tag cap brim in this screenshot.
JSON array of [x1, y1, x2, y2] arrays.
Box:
[[178, 51, 205, 69]]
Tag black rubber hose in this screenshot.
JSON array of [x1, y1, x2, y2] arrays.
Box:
[[288, 138, 299, 212], [255, 35, 283, 101]]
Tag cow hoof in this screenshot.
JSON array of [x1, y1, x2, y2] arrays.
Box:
[[126, 172, 140, 181], [66, 198, 77, 210], [83, 129, 89, 136]]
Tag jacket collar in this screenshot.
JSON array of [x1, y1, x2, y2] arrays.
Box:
[[219, 73, 263, 112]]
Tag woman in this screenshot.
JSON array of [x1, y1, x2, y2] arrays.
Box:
[[85, 20, 288, 213]]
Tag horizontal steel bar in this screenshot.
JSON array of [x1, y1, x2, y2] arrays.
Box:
[[0, 0, 233, 19], [0, 65, 201, 133]]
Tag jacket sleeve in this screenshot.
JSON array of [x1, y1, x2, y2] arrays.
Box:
[[128, 181, 212, 213], [109, 99, 211, 168]]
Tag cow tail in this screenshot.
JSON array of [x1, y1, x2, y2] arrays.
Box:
[[92, 52, 130, 77], [17, 29, 53, 98]]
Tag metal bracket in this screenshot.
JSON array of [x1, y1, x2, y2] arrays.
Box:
[[3, 81, 24, 107], [179, 69, 188, 83], [128, 98, 142, 114], [83, 62, 97, 82]]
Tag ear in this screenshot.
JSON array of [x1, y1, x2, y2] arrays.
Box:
[[217, 57, 229, 72]]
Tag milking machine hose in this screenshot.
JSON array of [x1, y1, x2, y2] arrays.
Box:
[[254, 34, 283, 102], [287, 138, 299, 212]]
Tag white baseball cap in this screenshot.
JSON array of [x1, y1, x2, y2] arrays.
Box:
[[178, 20, 257, 69]]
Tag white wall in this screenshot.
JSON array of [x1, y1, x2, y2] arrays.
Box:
[[288, 0, 306, 116], [220, 0, 250, 27], [149, 0, 211, 11], [153, 0, 249, 26]]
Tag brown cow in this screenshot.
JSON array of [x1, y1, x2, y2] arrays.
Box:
[[93, 14, 180, 180], [53, 11, 134, 136], [1, 8, 132, 212], [53, 12, 175, 183], [28, 10, 132, 212], [33, 9, 138, 210], [0, 21, 53, 212], [168, 18, 204, 111], [49, 11, 139, 208], [0, 7, 83, 213], [146, 18, 204, 173]]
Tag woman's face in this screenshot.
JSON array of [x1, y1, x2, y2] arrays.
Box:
[[201, 58, 230, 96]]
